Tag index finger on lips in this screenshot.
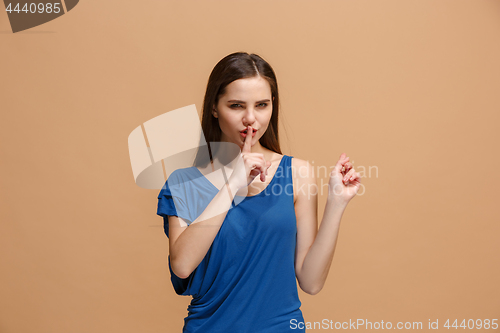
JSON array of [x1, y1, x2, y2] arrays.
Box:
[[242, 125, 252, 153]]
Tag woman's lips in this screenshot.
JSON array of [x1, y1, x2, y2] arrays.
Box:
[[240, 129, 257, 138]]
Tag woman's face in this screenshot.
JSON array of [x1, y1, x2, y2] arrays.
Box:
[[213, 76, 273, 149]]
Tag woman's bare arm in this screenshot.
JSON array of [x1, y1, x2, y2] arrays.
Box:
[[168, 180, 239, 279], [293, 154, 361, 295]]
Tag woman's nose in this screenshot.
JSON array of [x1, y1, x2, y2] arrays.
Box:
[[243, 107, 256, 124]]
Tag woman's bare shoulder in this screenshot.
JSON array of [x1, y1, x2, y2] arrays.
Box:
[[288, 156, 315, 204], [290, 156, 316, 182], [290, 156, 311, 170], [269, 152, 311, 172]]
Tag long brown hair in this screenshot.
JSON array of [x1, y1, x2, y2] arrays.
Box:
[[193, 52, 282, 167]]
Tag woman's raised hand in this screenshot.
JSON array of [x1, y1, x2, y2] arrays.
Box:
[[229, 125, 272, 191], [328, 152, 361, 204]]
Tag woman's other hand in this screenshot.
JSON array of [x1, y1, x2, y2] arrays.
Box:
[[328, 152, 361, 204]]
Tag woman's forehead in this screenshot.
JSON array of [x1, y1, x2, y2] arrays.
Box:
[[223, 77, 271, 100]]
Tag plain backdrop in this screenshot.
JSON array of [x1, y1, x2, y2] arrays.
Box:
[[1, 0, 499, 332]]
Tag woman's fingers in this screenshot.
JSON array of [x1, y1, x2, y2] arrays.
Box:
[[342, 161, 354, 175], [343, 169, 360, 184], [342, 168, 354, 181], [242, 125, 253, 153], [332, 153, 362, 188], [338, 153, 349, 173], [241, 151, 273, 183], [260, 160, 273, 181], [244, 157, 268, 182]]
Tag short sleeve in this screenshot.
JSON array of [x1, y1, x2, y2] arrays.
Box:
[[157, 172, 193, 238], [157, 172, 196, 293]]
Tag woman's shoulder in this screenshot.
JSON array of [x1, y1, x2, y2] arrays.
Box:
[[267, 152, 311, 173], [282, 155, 315, 204], [268, 152, 304, 164], [289, 155, 315, 181], [287, 155, 310, 170]]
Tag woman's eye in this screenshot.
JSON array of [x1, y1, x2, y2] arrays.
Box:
[[229, 103, 267, 109]]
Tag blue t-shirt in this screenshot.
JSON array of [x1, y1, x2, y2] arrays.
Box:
[[157, 155, 305, 333]]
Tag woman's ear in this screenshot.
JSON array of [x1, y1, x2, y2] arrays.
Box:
[[212, 107, 218, 118]]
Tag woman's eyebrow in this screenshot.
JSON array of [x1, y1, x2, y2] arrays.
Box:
[[227, 99, 271, 103]]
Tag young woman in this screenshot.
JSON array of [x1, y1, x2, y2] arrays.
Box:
[[157, 52, 361, 332]]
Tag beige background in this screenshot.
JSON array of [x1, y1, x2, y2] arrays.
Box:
[[1, 0, 499, 332]]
